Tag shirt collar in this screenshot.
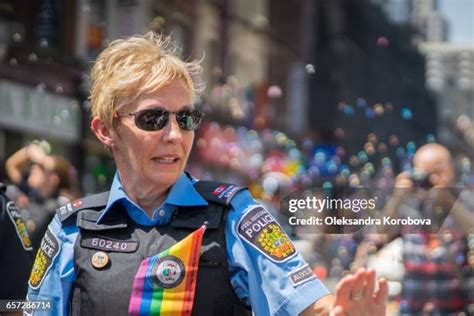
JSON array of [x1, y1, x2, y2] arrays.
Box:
[[166, 173, 209, 206], [98, 172, 208, 224]]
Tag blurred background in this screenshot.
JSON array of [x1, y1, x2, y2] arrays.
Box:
[[0, 0, 473, 314], [0, 0, 472, 193]]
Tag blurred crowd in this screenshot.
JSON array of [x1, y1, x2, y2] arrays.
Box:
[[1, 79, 473, 314]]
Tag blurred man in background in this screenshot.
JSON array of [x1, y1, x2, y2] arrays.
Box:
[[354, 143, 474, 315]]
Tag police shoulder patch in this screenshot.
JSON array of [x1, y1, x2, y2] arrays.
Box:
[[237, 205, 296, 262], [56, 202, 77, 222], [6, 201, 33, 251], [194, 181, 245, 205], [29, 228, 60, 289], [56, 191, 110, 223]]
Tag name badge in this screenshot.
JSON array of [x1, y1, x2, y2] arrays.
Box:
[[81, 236, 139, 253]]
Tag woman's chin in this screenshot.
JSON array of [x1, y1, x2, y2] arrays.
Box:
[[147, 172, 181, 189]]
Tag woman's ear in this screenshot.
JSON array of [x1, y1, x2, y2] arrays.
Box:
[[91, 117, 115, 149]]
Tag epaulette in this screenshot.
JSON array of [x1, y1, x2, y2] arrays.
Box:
[[57, 191, 110, 223], [193, 181, 246, 206]]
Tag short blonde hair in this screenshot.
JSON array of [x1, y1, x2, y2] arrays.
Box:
[[90, 32, 203, 126]]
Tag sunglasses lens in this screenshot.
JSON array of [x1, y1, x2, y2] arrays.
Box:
[[135, 109, 167, 131], [176, 109, 203, 130], [130, 108, 203, 131]]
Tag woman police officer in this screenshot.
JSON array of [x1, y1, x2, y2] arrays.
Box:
[[27, 32, 387, 315]]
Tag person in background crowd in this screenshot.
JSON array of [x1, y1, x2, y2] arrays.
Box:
[[27, 32, 387, 316], [353, 143, 474, 315], [0, 182, 33, 314], [5, 142, 81, 251]]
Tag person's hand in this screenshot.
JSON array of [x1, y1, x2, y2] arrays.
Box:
[[26, 143, 47, 165], [331, 268, 388, 316], [394, 171, 413, 193], [394, 171, 413, 188], [391, 171, 415, 202], [431, 186, 456, 210]]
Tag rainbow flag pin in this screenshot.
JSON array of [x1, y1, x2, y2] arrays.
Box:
[[129, 223, 207, 315]]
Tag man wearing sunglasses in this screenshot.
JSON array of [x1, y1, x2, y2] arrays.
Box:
[[27, 32, 387, 315]]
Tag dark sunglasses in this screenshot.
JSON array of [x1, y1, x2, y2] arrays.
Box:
[[114, 108, 204, 131]]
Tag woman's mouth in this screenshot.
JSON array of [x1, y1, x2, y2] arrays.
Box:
[[152, 156, 179, 164]]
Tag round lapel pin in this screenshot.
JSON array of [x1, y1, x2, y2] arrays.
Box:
[[91, 251, 109, 269], [151, 255, 185, 288]]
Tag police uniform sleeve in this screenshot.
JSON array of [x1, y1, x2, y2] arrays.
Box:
[[26, 214, 79, 316], [226, 190, 330, 316], [0, 189, 33, 300]]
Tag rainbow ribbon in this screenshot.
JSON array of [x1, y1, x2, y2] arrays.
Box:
[[128, 225, 206, 315]]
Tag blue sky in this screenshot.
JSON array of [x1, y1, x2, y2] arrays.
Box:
[[439, 0, 473, 44]]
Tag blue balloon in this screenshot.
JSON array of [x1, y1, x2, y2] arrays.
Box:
[[401, 108, 413, 120]]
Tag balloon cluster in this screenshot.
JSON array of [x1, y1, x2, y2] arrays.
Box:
[[195, 122, 304, 181], [193, 68, 473, 197]]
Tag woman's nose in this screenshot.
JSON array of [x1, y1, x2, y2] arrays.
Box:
[[161, 114, 184, 143]]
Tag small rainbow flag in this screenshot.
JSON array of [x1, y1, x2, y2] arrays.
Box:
[[128, 225, 206, 315]]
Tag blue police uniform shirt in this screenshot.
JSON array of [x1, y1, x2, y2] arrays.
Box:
[[27, 172, 329, 315]]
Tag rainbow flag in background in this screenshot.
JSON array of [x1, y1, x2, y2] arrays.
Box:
[[128, 225, 206, 315]]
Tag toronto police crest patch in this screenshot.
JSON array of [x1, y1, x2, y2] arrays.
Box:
[[29, 228, 60, 289], [237, 206, 296, 262]]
